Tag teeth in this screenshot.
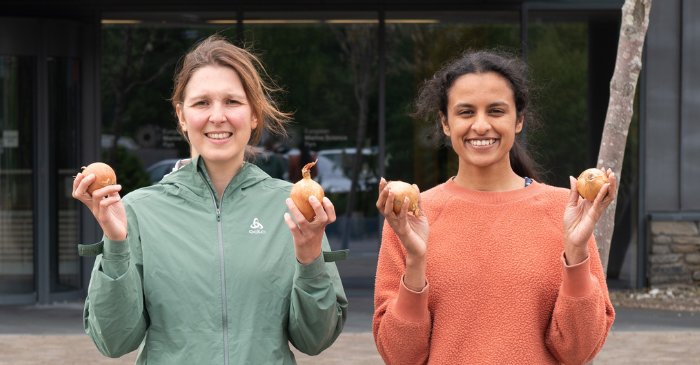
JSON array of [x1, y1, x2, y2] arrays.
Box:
[[469, 139, 496, 146], [207, 132, 232, 140]]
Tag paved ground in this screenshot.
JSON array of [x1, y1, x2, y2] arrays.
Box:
[[2, 289, 700, 364]]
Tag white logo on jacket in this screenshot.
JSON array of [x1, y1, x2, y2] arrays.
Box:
[[249, 218, 266, 234]]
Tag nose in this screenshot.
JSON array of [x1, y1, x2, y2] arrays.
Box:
[[471, 112, 491, 134], [209, 102, 226, 123]]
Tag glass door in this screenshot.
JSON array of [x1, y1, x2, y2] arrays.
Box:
[[0, 55, 36, 300], [48, 57, 82, 292], [0, 18, 90, 304]]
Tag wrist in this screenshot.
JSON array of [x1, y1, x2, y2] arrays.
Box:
[[406, 252, 426, 267], [296, 249, 321, 265], [404, 254, 427, 291], [400, 231, 427, 258], [564, 246, 588, 266]]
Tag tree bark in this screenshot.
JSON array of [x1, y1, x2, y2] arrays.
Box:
[[595, 0, 652, 274]]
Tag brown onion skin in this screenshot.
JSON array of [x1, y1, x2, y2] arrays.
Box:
[[82, 162, 117, 195], [576, 168, 609, 202], [386, 180, 420, 215], [290, 160, 325, 222]]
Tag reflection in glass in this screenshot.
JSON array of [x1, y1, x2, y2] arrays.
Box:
[[385, 13, 520, 190], [244, 18, 379, 250], [527, 21, 589, 186], [0, 56, 35, 294]]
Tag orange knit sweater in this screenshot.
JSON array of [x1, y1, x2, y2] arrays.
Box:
[[373, 179, 615, 365]]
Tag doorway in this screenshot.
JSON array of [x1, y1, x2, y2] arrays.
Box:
[[0, 18, 93, 304]]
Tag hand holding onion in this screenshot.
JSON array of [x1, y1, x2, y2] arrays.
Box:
[[377, 178, 429, 291], [563, 167, 617, 265], [290, 160, 325, 222], [377, 178, 428, 256], [72, 162, 127, 241], [285, 160, 336, 265], [81, 162, 118, 195], [576, 168, 610, 202], [386, 180, 421, 216]]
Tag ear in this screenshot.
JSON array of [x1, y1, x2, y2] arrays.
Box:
[[251, 114, 259, 131], [440, 112, 450, 136], [176, 103, 187, 134], [515, 115, 524, 134]]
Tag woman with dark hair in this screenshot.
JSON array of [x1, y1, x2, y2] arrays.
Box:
[[73, 35, 347, 364], [373, 50, 616, 364]]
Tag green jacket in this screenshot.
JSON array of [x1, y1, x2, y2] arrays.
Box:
[[79, 157, 348, 364]]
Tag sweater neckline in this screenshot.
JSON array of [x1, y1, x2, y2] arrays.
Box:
[[441, 177, 546, 205]]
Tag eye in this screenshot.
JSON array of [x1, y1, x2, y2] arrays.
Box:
[[489, 108, 505, 115], [226, 99, 242, 105], [458, 109, 474, 117], [192, 100, 208, 107]]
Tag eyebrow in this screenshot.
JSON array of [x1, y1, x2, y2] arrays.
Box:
[[453, 101, 510, 108], [186, 92, 247, 101]]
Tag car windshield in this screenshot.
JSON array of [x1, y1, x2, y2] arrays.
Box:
[[315, 147, 378, 193]]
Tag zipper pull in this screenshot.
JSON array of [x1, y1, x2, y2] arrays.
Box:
[[216, 208, 221, 222]]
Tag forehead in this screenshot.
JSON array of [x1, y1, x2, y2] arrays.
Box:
[[184, 65, 244, 97], [447, 72, 514, 105]]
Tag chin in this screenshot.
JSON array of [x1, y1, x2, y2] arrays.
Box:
[[201, 151, 242, 163]]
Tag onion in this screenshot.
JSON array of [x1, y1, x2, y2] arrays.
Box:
[[576, 168, 609, 202], [82, 162, 117, 195], [290, 160, 325, 222], [386, 180, 420, 215]]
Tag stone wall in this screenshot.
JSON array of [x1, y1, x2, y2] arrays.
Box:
[[649, 221, 700, 285]]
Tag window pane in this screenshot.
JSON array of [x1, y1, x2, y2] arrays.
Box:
[[0, 55, 35, 294], [385, 12, 520, 189]]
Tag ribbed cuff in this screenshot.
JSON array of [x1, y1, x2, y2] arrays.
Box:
[[101, 238, 130, 279], [393, 275, 430, 323], [560, 253, 596, 297], [296, 253, 326, 279]]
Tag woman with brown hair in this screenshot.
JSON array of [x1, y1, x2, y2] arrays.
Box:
[[74, 35, 347, 364]]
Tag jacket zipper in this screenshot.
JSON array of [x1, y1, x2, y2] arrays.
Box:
[[202, 175, 230, 365]]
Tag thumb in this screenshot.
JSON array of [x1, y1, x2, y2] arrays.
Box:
[[567, 176, 580, 207]]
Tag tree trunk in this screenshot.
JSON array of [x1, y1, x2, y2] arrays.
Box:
[[594, 0, 651, 274]]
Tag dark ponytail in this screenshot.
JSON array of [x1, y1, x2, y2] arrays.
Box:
[[414, 49, 541, 181], [510, 138, 540, 181]]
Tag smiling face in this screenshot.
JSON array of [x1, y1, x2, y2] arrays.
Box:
[[176, 65, 258, 169], [441, 71, 523, 175]]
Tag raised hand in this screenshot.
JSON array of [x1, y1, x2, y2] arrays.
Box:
[[284, 196, 336, 265], [72, 172, 127, 241], [376, 178, 429, 291], [563, 168, 617, 265], [376, 178, 429, 257]]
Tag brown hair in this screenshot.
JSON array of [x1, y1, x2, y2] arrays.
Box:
[[171, 35, 290, 146], [413, 50, 541, 181]]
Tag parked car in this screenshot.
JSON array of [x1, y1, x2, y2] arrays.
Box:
[[146, 158, 180, 184], [316, 147, 379, 193]]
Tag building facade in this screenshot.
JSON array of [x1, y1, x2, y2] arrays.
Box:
[[0, 0, 697, 305]]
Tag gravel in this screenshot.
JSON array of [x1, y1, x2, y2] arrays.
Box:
[[610, 285, 700, 312]]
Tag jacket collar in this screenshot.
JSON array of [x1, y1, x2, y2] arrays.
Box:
[[162, 155, 270, 200]]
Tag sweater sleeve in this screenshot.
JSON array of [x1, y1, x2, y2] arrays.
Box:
[[83, 206, 148, 358], [373, 222, 432, 365], [545, 235, 615, 364], [288, 235, 348, 356]]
